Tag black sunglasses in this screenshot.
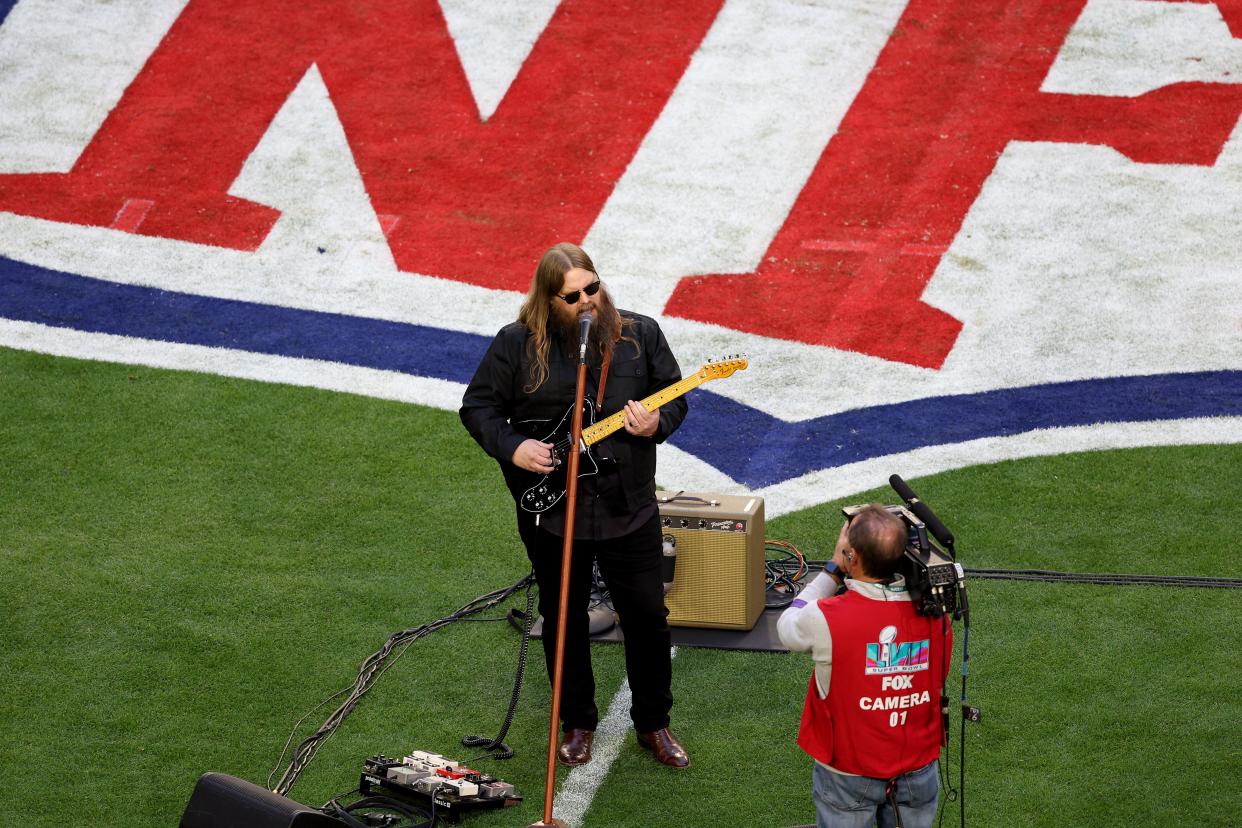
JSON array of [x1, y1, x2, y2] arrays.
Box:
[[557, 279, 601, 304]]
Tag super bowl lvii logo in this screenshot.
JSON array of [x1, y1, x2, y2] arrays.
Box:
[[865, 625, 930, 676]]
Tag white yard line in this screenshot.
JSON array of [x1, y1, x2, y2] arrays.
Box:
[[0, 319, 468, 410], [551, 647, 680, 828]]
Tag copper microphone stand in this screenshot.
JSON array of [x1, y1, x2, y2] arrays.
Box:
[[529, 316, 592, 828]]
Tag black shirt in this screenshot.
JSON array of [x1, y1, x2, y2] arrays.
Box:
[[459, 310, 688, 540]]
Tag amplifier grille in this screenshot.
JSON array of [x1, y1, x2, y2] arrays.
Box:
[[658, 492, 764, 631]]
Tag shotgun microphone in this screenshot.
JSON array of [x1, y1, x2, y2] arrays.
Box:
[[889, 474, 955, 552]]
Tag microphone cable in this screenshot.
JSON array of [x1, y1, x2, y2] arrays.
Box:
[[462, 570, 537, 761]]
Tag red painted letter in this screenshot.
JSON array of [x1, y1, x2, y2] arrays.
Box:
[[665, 0, 1242, 368], [0, 0, 722, 290]]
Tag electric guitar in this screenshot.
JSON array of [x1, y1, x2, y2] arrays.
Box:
[[518, 355, 748, 513]]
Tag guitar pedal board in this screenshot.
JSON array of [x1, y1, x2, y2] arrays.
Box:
[[360, 750, 521, 822]]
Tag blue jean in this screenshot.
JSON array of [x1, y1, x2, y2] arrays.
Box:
[[812, 760, 940, 828]]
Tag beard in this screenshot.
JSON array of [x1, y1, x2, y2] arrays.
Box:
[[551, 300, 583, 341], [550, 292, 616, 351]]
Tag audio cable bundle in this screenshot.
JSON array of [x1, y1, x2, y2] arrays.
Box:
[[268, 574, 534, 797]]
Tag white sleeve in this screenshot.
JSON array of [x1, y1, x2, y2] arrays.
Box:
[[777, 571, 836, 653], [777, 573, 836, 697]]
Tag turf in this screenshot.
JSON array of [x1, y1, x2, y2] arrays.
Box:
[[1, 346, 1239, 827]]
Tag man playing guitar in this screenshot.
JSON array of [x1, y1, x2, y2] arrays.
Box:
[[460, 242, 690, 769]]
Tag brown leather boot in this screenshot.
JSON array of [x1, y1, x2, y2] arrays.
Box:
[[636, 728, 690, 768], [557, 728, 594, 766]]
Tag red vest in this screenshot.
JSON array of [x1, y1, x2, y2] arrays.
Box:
[[797, 589, 952, 778]]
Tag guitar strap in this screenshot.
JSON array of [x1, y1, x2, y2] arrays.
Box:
[[595, 338, 616, 412]]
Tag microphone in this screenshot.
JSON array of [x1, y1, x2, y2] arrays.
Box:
[[888, 473, 918, 505], [888, 474, 955, 551], [578, 310, 594, 362]]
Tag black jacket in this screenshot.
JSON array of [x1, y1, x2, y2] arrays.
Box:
[[459, 311, 688, 518]]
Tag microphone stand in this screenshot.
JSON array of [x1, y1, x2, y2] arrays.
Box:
[[529, 318, 592, 828]]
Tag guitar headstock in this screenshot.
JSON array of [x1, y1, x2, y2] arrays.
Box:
[[697, 354, 749, 380]]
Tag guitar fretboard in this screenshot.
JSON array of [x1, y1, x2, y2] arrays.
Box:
[[581, 372, 707, 446]]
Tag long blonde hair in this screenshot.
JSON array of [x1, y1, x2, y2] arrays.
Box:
[[517, 242, 632, 392]]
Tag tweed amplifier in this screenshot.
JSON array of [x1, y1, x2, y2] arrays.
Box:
[[658, 490, 765, 631]]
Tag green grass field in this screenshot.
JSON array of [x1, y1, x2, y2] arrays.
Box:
[[2, 347, 1239, 827]]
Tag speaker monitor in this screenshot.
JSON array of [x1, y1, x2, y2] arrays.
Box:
[[658, 490, 764, 630], [179, 772, 346, 828]]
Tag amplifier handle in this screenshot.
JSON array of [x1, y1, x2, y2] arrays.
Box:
[[658, 491, 720, 507]]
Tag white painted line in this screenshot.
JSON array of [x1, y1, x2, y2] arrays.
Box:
[[0, 319, 468, 411], [750, 417, 1242, 519], [657, 417, 1242, 520], [552, 647, 680, 827]]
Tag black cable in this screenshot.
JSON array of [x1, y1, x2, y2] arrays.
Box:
[[800, 562, 1241, 590], [934, 611, 959, 828], [936, 757, 954, 828], [270, 574, 535, 796], [267, 686, 353, 789], [324, 793, 435, 828], [885, 778, 905, 828], [462, 570, 537, 760], [965, 569, 1240, 588], [765, 577, 798, 609], [765, 540, 809, 608], [958, 616, 970, 828]]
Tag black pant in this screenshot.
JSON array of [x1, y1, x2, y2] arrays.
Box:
[[517, 510, 673, 733]]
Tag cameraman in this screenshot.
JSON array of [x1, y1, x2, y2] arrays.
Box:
[[778, 505, 952, 828]]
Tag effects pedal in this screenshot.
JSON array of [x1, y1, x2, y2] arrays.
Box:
[[360, 751, 521, 822]]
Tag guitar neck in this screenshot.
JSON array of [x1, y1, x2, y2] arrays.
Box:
[[582, 373, 706, 446]]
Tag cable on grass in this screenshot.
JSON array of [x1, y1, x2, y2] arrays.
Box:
[[461, 573, 537, 761], [796, 561, 1241, 590], [963, 569, 1241, 589], [268, 574, 534, 796], [765, 539, 808, 608], [322, 791, 435, 828]]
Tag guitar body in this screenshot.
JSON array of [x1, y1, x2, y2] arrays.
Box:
[[514, 355, 748, 514], [518, 398, 601, 514]]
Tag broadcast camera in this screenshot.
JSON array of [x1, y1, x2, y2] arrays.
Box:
[[842, 475, 967, 620]]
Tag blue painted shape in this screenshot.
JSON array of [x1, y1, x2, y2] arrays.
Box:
[[0, 256, 489, 384], [4, 255, 1241, 488], [0, 1, 17, 27], [670, 370, 1242, 487]]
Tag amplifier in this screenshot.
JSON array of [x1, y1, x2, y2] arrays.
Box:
[[658, 490, 765, 630]]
